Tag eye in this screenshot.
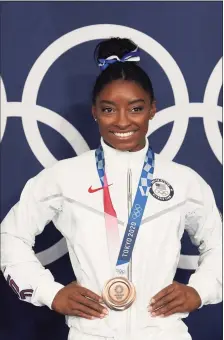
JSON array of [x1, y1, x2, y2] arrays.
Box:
[[101, 107, 115, 113], [131, 106, 144, 112]]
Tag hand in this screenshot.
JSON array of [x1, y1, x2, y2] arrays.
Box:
[[52, 282, 108, 320], [148, 281, 202, 317]]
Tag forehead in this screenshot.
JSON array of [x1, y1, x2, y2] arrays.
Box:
[[97, 80, 149, 102]]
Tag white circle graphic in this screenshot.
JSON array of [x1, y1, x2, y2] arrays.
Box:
[[203, 58, 223, 164], [1, 101, 90, 164], [148, 103, 222, 161], [1, 77, 8, 141], [20, 24, 189, 167], [1, 25, 222, 269], [22, 24, 189, 104]]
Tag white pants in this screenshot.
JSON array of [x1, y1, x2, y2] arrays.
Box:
[[68, 322, 192, 340]]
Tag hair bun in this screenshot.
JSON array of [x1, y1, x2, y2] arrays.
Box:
[[92, 38, 154, 104], [94, 37, 138, 63]]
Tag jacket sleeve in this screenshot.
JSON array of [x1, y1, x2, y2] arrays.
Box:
[[0, 167, 65, 309], [185, 171, 222, 307]]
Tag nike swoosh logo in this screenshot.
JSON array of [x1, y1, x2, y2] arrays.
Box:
[[88, 184, 112, 193]]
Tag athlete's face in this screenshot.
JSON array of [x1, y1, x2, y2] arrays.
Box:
[[92, 80, 156, 151]]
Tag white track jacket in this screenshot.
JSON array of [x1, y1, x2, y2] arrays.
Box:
[[1, 139, 222, 340]]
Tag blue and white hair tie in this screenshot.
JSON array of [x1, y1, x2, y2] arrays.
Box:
[[98, 47, 140, 71]]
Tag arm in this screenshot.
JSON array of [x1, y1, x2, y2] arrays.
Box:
[[0, 168, 64, 309], [1, 167, 109, 319], [148, 169, 222, 317], [186, 175, 222, 307]]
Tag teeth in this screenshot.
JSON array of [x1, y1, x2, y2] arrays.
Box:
[[113, 131, 135, 137]]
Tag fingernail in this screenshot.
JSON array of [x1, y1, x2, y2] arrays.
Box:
[[100, 314, 105, 318], [91, 317, 97, 320], [103, 308, 108, 314], [160, 314, 165, 318], [151, 312, 156, 317], [148, 306, 153, 311], [150, 298, 155, 304]]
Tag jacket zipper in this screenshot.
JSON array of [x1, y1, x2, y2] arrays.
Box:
[[126, 168, 132, 338]]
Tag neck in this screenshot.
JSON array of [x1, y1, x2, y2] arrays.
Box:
[[130, 139, 146, 152], [103, 139, 146, 152]]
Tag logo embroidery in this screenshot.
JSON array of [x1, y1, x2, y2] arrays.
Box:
[[131, 204, 143, 219], [150, 179, 174, 201], [88, 184, 112, 193]]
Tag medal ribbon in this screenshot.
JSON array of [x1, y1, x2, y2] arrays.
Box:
[[95, 145, 155, 277]]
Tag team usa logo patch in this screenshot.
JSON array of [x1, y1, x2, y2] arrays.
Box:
[[150, 179, 174, 201]]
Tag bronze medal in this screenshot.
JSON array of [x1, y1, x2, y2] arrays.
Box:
[[102, 277, 136, 311]]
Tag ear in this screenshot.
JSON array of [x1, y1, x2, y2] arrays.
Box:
[[149, 100, 156, 120], [92, 105, 97, 121]]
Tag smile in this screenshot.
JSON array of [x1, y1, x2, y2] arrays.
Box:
[[112, 131, 136, 138]]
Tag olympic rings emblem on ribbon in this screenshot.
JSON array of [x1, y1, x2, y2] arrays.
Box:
[[131, 204, 143, 220]]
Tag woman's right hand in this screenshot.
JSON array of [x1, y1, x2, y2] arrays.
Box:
[[51, 282, 109, 320]]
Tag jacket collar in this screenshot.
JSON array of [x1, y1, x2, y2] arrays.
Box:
[[100, 137, 149, 165]]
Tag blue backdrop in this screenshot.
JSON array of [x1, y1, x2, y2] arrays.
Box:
[[0, 2, 222, 340]]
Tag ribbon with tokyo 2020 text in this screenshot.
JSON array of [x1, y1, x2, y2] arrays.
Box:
[[95, 144, 155, 276]]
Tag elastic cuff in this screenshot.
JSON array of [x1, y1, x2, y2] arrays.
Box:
[[34, 280, 64, 309]]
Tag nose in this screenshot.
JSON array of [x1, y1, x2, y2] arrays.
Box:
[[114, 111, 131, 130]]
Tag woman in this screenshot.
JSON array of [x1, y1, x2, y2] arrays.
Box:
[[1, 38, 222, 340]]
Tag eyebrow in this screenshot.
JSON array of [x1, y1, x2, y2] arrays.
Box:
[[99, 99, 145, 105]]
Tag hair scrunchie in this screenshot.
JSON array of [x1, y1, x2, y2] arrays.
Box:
[[98, 47, 140, 71]]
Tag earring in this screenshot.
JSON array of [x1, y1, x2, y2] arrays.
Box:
[[94, 117, 97, 122]]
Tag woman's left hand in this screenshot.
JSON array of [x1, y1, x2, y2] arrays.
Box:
[[148, 281, 202, 317]]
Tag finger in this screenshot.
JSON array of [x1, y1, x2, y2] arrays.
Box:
[[150, 284, 175, 305], [151, 298, 183, 317], [148, 291, 178, 312], [163, 306, 184, 317], [70, 302, 107, 319], [70, 310, 96, 320], [74, 295, 108, 315], [79, 287, 103, 303]]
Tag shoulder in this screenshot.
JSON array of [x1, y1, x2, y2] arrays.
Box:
[[154, 153, 207, 185], [38, 149, 95, 176], [154, 153, 211, 202], [28, 149, 96, 197], [52, 149, 96, 173]]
